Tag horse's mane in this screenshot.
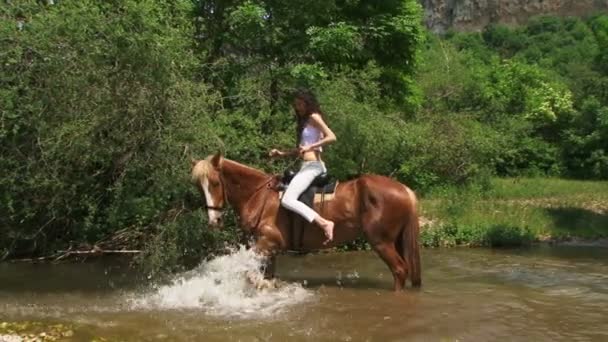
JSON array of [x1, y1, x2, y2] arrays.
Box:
[[223, 159, 269, 179], [191, 158, 212, 184], [191, 157, 268, 184]]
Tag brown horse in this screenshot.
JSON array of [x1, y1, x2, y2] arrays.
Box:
[[191, 152, 421, 291]]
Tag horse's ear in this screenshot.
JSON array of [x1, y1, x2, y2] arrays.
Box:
[[191, 158, 198, 168], [210, 151, 222, 168]]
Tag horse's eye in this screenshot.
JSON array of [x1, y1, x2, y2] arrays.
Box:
[[210, 181, 220, 188]]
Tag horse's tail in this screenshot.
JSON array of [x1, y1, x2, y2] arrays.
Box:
[[401, 187, 421, 287]]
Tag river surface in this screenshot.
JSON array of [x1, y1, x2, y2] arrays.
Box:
[[1, 246, 608, 341]]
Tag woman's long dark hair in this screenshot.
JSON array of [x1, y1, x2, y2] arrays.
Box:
[[293, 89, 324, 147]]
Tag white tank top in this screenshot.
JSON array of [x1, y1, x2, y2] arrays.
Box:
[[301, 124, 323, 152]]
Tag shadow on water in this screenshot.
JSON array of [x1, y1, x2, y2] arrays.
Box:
[[545, 207, 608, 238], [0, 257, 142, 293]]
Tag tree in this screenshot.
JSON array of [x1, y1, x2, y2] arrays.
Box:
[[195, 0, 424, 109], [0, 0, 216, 258]]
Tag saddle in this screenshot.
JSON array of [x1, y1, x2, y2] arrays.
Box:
[[278, 169, 338, 206], [278, 169, 338, 252]]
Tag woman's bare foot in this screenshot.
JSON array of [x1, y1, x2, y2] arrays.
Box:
[[314, 216, 334, 244], [322, 220, 334, 244]]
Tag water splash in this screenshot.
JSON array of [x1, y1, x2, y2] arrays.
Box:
[[128, 246, 313, 319]]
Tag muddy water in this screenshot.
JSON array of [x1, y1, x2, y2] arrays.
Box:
[[1, 246, 608, 341]]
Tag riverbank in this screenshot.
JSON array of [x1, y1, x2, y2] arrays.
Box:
[[4, 178, 607, 266], [419, 178, 608, 248]]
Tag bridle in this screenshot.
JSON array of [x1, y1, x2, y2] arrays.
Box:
[[200, 157, 303, 230], [204, 204, 224, 212], [203, 170, 228, 212], [203, 163, 276, 216], [199, 160, 228, 212]]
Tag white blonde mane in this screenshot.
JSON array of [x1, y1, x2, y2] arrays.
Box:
[[191, 159, 212, 184], [191, 156, 266, 185]]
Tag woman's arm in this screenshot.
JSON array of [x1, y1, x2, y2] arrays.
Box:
[[301, 113, 337, 151], [269, 147, 300, 158]]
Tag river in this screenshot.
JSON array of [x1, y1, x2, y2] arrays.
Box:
[[1, 245, 607, 341]]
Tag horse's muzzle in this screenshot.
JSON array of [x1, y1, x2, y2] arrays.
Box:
[[208, 216, 224, 229]]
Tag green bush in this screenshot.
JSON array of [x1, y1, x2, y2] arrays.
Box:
[[419, 16, 608, 180], [397, 116, 498, 192], [421, 223, 533, 248], [486, 224, 534, 247], [0, 0, 218, 258], [137, 208, 243, 277]]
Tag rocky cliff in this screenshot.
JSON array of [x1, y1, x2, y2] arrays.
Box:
[[422, 0, 608, 32]]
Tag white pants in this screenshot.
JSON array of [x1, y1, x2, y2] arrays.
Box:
[[281, 161, 327, 222]]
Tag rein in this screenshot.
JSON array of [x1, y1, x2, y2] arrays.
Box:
[[247, 157, 301, 230], [209, 157, 300, 230], [249, 184, 272, 230], [215, 162, 277, 230], [247, 157, 302, 229], [244, 175, 278, 230]]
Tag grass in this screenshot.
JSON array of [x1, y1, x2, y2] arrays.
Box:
[[486, 178, 608, 199], [419, 178, 608, 247]]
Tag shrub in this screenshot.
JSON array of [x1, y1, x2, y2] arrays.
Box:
[[421, 223, 533, 248], [0, 0, 218, 257]]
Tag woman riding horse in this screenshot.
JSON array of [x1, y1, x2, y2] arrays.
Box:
[[269, 89, 336, 244], [191, 92, 422, 291]]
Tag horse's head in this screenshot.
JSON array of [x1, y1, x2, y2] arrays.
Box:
[[191, 152, 226, 229]]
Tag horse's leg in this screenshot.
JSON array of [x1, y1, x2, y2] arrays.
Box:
[[371, 242, 408, 291], [363, 217, 407, 290], [252, 237, 276, 280], [264, 254, 276, 279], [246, 254, 278, 290], [246, 224, 284, 289], [361, 202, 408, 291], [245, 240, 276, 289]]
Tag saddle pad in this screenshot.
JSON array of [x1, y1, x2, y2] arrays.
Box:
[[278, 192, 335, 204], [279, 182, 338, 205]]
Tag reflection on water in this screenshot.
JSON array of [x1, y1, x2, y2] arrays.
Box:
[[1, 245, 608, 341]]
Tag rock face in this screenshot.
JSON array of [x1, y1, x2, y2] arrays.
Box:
[[421, 0, 608, 32]]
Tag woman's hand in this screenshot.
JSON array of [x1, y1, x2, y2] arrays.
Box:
[[298, 145, 314, 154], [268, 148, 284, 158]]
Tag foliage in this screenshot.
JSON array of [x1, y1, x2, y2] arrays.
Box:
[[2, 0, 608, 268], [421, 178, 608, 247], [0, 0, 426, 267], [137, 209, 243, 276], [420, 222, 534, 248], [419, 15, 608, 179], [0, 0, 219, 259], [397, 115, 498, 191], [197, 0, 425, 108]]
